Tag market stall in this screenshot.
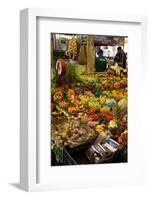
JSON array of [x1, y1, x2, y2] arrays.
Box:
[[51, 33, 128, 166]]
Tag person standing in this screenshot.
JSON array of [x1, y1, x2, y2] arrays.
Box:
[[95, 49, 107, 72], [114, 47, 127, 68]]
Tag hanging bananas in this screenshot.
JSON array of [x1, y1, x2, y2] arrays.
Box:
[[66, 36, 77, 58]]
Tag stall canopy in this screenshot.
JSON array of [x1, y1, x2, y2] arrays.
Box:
[[94, 36, 127, 46]]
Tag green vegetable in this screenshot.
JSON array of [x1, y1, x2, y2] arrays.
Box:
[[65, 63, 78, 86], [75, 64, 86, 76], [56, 105, 69, 117]]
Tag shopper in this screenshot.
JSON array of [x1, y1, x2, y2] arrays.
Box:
[[114, 47, 127, 68], [95, 49, 107, 72]]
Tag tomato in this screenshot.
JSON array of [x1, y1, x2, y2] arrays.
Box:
[[89, 114, 99, 120]]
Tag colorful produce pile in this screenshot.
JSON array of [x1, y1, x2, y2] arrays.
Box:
[[52, 118, 97, 148], [51, 72, 128, 154]]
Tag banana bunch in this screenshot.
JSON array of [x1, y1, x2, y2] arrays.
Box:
[[121, 130, 128, 136], [96, 124, 106, 136], [66, 37, 77, 57]]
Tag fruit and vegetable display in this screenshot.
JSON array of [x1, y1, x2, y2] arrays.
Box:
[[51, 33, 128, 166], [51, 65, 128, 165]]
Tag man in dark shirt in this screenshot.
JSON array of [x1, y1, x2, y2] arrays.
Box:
[[95, 49, 107, 72], [114, 47, 127, 69]]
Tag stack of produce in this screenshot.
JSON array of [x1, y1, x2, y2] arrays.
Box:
[[64, 62, 77, 86], [51, 71, 128, 152], [52, 118, 97, 148], [66, 36, 77, 58]]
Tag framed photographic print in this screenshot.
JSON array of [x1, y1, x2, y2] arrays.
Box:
[[20, 8, 147, 191]]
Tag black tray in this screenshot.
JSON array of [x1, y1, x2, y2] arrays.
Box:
[[51, 142, 127, 166]]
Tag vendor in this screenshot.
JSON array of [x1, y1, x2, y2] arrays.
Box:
[[114, 47, 127, 69], [95, 49, 107, 72]]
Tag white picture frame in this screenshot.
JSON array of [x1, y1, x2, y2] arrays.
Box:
[[20, 8, 147, 191]]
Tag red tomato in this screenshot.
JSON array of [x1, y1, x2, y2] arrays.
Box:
[[89, 114, 99, 120]]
